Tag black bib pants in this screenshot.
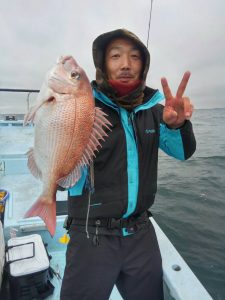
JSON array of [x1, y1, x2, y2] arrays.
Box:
[[60, 219, 164, 300]]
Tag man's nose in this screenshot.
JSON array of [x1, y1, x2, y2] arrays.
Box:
[[121, 55, 131, 69]]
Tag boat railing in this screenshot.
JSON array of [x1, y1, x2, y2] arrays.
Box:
[[0, 88, 39, 116]]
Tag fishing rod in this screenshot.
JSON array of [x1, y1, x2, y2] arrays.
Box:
[[146, 0, 154, 48]]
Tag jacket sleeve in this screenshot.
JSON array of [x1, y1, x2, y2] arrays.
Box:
[[159, 120, 196, 160]]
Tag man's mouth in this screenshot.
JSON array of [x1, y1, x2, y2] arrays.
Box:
[[118, 74, 133, 79], [117, 74, 134, 82]]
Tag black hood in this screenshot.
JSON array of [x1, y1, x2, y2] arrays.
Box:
[[92, 28, 151, 108]]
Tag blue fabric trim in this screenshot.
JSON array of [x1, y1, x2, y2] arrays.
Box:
[[93, 89, 119, 111], [159, 124, 185, 160], [68, 167, 88, 196], [122, 228, 134, 236], [134, 91, 164, 113], [90, 203, 102, 207], [119, 109, 139, 218]]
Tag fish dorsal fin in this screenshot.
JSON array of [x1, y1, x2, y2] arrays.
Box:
[[57, 107, 111, 189], [27, 148, 42, 179], [79, 106, 111, 169]]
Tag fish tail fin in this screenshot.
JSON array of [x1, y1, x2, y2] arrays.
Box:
[[24, 196, 56, 237]]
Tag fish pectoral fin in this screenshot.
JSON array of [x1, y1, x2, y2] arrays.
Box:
[[24, 196, 56, 237], [23, 106, 38, 125], [27, 148, 42, 179], [57, 165, 82, 188], [23, 84, 55, 125]]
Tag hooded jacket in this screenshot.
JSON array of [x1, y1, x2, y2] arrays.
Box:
[[67, 29, 196, 229]]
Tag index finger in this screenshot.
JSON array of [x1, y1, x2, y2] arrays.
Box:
[[161, 77, 173, 100], [176, 71, 191, 98]]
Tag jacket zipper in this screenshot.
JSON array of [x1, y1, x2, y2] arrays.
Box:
[[128, 111, 138, 146]]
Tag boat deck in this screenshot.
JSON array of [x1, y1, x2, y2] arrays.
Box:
[[0, 119, 212, 300]]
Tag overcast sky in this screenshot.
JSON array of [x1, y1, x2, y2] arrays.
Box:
[[0, 0, 224, 112]]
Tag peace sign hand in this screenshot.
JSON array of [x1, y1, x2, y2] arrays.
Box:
[[161, 71, 194, 129]]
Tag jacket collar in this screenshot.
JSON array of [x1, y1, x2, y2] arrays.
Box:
[[93, 86, 164, 112]]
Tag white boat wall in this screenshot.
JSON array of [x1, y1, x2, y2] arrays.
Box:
[[0, 221, 5, 290], [0, 113, 213, 300]]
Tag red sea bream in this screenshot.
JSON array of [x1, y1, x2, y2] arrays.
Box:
[[24, 56, 111, 236]]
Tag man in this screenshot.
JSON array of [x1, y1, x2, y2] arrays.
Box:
[[60, 29, 196, 300]]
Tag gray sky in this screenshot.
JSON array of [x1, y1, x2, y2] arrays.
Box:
[[0, 0, 225, 112]]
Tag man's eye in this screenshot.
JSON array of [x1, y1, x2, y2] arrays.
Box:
[[111, 54, 120, 58], [131, 54, 141, 59]]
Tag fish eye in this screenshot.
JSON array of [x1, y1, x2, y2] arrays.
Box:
[[71, 71, 80, 80]]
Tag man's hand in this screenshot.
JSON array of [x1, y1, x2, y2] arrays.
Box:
[[161, 71, 194, 129]]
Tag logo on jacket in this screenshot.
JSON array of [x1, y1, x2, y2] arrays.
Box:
[[145, 129, 155, 134]]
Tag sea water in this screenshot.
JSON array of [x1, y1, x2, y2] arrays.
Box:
[[153, 108, 225, 300]]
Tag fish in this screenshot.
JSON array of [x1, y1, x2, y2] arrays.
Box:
[[23, 55, 111, 236]]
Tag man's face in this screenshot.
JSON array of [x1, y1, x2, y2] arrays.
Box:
[[105, 38, 143, 84]]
